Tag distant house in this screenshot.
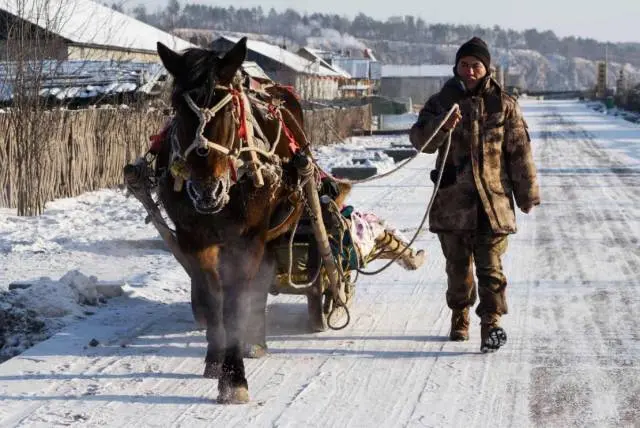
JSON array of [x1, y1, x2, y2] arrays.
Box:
[[326, 50, 381, 98], [212, 35, 344, 100], [300, 47, 381, 98], [0, 0, 194, 62], [379, 64, 453, 105], [297, 47, 351, 79], [297, 47, 364, 98], [241, 61, 271, 81]]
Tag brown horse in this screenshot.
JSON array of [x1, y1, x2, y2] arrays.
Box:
[[154, 37, 349, 404]]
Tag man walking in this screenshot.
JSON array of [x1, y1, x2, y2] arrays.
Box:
[[410, 37, 540, 352]]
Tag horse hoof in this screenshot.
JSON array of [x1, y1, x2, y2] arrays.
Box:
[[243, 343, 268, 359], [203, 362, 221, 379], [217, 385, 249, 404]]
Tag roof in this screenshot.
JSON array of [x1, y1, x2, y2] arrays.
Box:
[[381, 64, 453, 78], [242, 61, 271, 80], [0, 59, 165, 101], [330, 58, 376, 79], [297, 47, 351, 78], [216, 36, 342, 78], [0, 58, 271, 103], [303, 47, 334, 58], [0, 0, 194, 53]]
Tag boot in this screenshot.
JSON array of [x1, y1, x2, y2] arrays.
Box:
[[373, 230, 426, 270], [449, 308, 470, 341], [480, 314, 507, 353]]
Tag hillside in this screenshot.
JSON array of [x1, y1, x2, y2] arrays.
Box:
[[128, 4, 640, 92], [175, 29, 637, 92]]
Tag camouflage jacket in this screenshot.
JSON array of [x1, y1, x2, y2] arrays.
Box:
[[410, 77, 540, 234]]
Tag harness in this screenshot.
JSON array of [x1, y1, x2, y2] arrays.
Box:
[[155, 78, 302, 193]]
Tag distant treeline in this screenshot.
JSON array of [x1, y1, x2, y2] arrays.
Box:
[[118, 1, 639, 66]]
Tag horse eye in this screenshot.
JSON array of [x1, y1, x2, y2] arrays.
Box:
[[196, 146, 210, 157]]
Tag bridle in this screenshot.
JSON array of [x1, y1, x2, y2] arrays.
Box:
[[167, 76, 303, 215], [168, 80, 263, 191], [181, 87, 235, 159]]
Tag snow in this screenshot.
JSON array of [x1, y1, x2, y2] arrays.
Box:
[[379, 113, 419, 130], [0, 0, 194, 53], [0, 99, 639, 426], [381, 64, 453, 78], [0, 60, 165, 102], [0, 271, 124, 360], [313, 135, 399, 171], [218, 35, 343, 78]]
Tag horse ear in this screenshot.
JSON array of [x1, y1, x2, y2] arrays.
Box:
[[218, 37, 247, 83], [157, 42, 183, 78]]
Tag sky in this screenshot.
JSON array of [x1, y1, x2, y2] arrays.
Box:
[[126, 0, 640, 43]]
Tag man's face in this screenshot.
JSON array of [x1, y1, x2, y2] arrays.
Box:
[[456, 56, 487, 89]]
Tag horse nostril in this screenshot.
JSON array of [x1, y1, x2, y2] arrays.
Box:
[[214, 180, 225, 198], [196, 146, 210, 157]]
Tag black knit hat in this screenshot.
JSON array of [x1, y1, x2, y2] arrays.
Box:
[[455, 37, 491, 71]]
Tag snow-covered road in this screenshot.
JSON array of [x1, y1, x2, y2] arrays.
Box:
[[0, 100, 638, 427]]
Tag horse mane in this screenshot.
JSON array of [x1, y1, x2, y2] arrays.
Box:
[[171, 48, 224, 108]]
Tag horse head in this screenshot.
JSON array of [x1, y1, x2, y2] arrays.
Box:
[[157, 37, 248, 214]]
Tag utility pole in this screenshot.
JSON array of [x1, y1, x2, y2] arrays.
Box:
[[596, 43, 608, 99], [605, 43, 608, 93]]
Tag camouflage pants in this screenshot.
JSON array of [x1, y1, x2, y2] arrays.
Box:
[[437, 231, 509, 318]]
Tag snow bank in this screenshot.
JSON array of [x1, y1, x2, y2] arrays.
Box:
[[313, 135, 402, 172], [0, 270, 124, 362]]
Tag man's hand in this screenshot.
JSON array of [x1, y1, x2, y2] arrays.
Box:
[[442, 107, 462, 131]]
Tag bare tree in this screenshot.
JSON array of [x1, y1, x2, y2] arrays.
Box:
[[0, 0, 139, 215], [0, 0, 68, 214]]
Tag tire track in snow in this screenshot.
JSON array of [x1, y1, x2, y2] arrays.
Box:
[[527, 101, 640, 427]]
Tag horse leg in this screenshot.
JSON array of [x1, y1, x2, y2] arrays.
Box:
[[191, 250, 225, 380], [201, 283, 225, 379], [243, 252, 275, 359], [216, 238, 266, 404], [217, 282, 250, 403], [190, 278, 207, 329]]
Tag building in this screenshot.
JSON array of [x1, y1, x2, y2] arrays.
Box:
[[338, 83, 373, 98], [379, 64, 453, 105], [0, 0, 194, 62], [212, 35, 344, 100], [326, 51, 381, 97], [297, 46, 376, 98], [296, 47, 351, 79], [302, 47, 381, 98]]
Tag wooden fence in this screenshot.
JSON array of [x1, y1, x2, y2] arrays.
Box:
[[303, 104, 372, 147], [0, 104, 371, 214]]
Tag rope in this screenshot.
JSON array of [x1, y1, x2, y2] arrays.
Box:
[[284, 176, 324, 289], [324, 198, 358, 330], [182, 92, 234, 158], [322, 104, 460, 185], [275, 105, 459, 326], [357, 128, 454, 276], [327, 299, 351, 330]]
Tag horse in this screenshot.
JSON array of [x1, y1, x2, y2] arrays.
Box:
[[153, 37, 350, 404]]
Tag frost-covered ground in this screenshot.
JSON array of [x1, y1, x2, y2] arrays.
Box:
[[0, 99, 638, 427], [0, 133, 405, 363]]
